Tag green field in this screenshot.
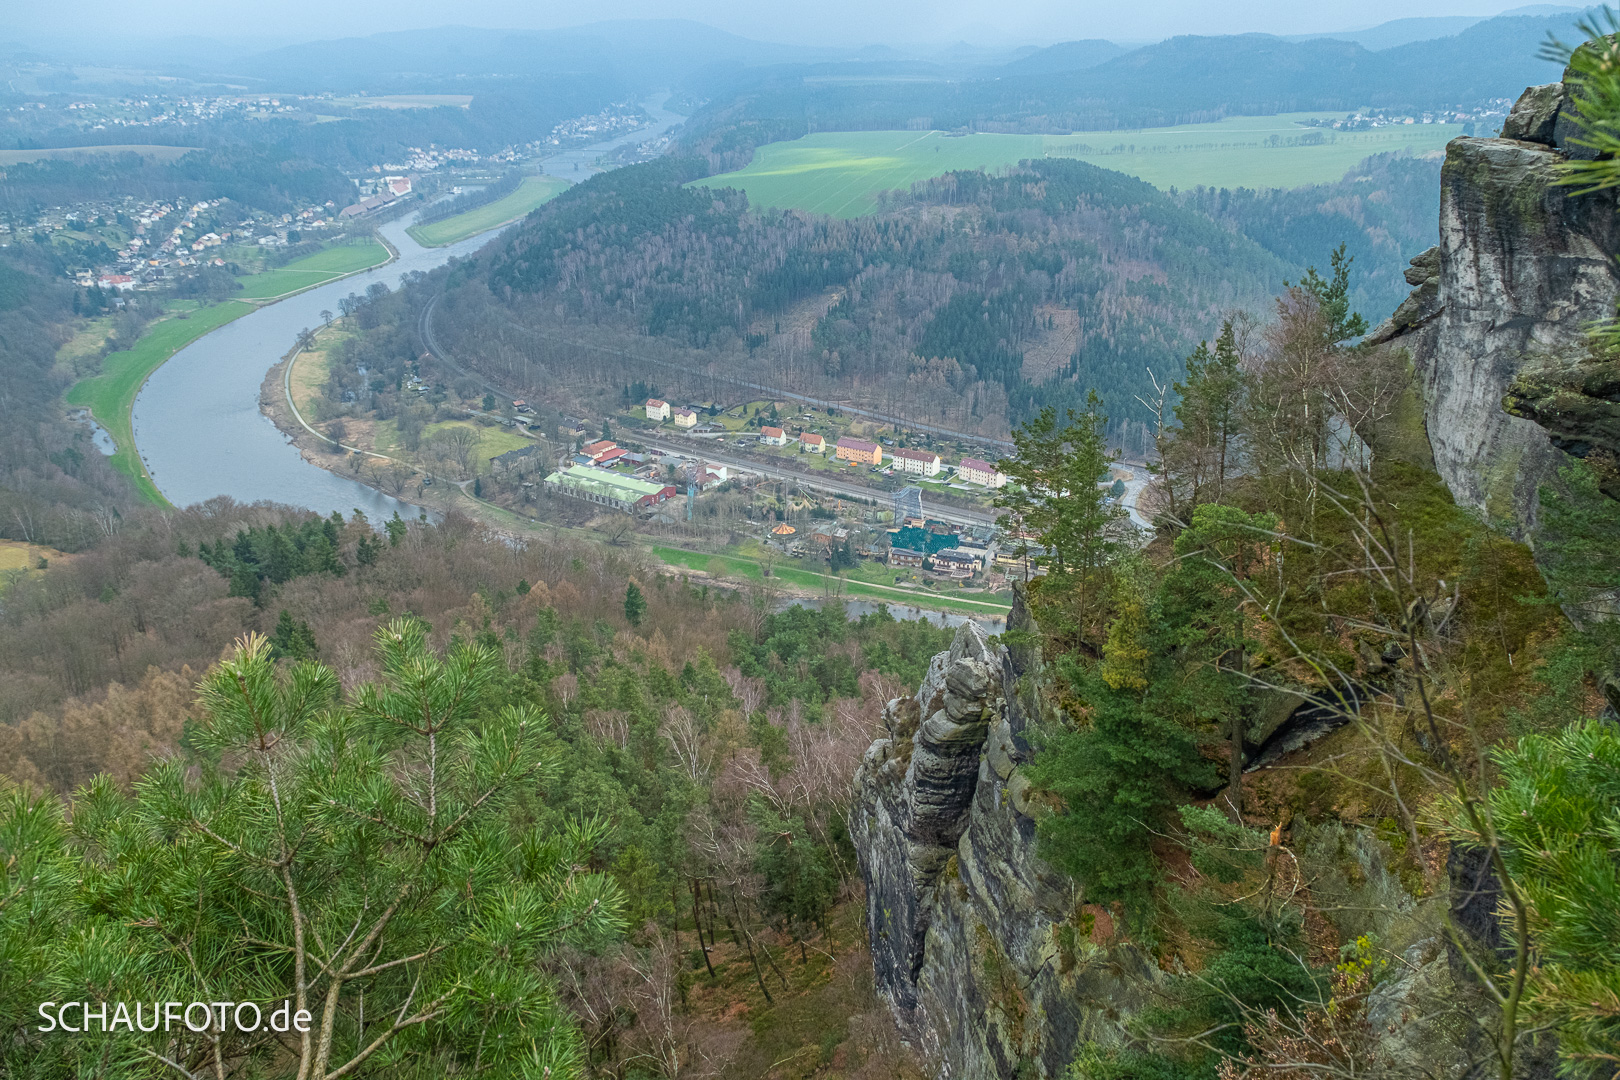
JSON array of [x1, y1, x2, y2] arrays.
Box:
[[65, 301, 255, 504], [691, 116, 1463, 216], [233, 238, 391, 299], [407, 176, 571, 247]]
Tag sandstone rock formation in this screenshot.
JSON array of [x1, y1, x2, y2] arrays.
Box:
[[1369, 81, 1620, 527], [851, 618, 1161, 1077]]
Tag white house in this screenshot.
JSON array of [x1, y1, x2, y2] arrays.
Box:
[[958, 457, 1006, 488], [645, 398, 671, 422], [799, 432, 825, 454], [760, 425, 787, 446], [893, 447, 942, 477]]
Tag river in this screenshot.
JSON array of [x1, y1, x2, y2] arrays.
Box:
[[131, 96, 684, 517]]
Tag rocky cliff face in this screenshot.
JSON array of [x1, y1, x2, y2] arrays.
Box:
[[852, 80, 1612, 1080], [851, 611, 1470, 1080], [852, 609, 1162, 1078], [1369, 81, 1620, 527]]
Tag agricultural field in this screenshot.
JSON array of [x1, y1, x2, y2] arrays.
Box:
[[232, 238, 391, 299], [407, 175, 571, 247], [691, 114, 1462, 216], [0, 144, 196, 166], [64, 300, 254, 504]]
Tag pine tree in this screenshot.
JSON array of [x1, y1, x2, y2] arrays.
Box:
[[624, 582, 646, 627], [3, 623, 625, 1078], [996, 390, 1125, 640], [1453, 719, 1620, 1074], [1159, 319, 1247, 520], [1295, 242, 1367, 345]]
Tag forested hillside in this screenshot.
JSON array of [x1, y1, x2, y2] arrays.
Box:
[[1179, 151, 1443, 320], [0, 145, 353, 218], [421, 151, 1436, 440], [1, 495, 955, 1077], [0, 247, 138, 552], [849, 249, 1620, 1078]]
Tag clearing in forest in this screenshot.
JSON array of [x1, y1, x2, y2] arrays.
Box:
[[692, 114, 1462, 216]]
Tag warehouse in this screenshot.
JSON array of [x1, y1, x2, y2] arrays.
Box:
[[543, 468, 676, 512]]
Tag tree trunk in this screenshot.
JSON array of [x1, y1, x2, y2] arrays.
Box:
[[690, 879, 715, 978], [731, 892, 772, 1003], [1229, 705, 1245, 822]]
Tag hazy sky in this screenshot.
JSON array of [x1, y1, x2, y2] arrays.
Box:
[[9, 0, 1557, 49]]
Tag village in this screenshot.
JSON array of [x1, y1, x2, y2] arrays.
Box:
[[0, 188, 369, 303], [465, 392, 1063, 593]]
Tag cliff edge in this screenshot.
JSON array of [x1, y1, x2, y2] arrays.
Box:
[[1370, 80, 1620, 527]]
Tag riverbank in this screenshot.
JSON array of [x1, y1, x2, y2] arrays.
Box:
[[65, 299, 254, 503], [406, 175, 570, 247], [232, 235, 393, 300], [64, 236, 399, 506]]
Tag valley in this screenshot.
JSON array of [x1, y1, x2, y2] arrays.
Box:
[[5, 8, 1620, 1080]]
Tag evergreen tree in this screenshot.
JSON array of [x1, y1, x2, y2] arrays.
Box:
[[270, 609, 319, 660], [1455, 719, 1620, 1074], [624, 582, 646, 628], [1295, 242, 1368, 345], [996, 390, 1125, 640], [2, 623, 625, 1078], [1158, 319, 1246, 521]]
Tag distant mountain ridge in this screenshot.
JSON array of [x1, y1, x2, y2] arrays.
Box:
[[1291, 15, 1491, 51], [679, 6, 1596, 150], [999, 40, 1127, 75]]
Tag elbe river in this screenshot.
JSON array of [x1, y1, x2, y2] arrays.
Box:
[[130, 97, 683, 518]]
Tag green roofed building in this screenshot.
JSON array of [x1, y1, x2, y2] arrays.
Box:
[[890, 524, 961, 555], [543, 468, 675, 512]]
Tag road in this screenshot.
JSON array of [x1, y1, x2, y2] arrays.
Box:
[[1115, 463, 1154, 531]]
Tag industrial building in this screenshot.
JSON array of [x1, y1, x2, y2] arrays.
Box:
[[543, 468, 676, 512]]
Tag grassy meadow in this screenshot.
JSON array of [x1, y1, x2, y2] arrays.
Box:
[[407, 175, 571, 247], [64, 300, 255, 504], [692, 115, 1462, 216], [232, 237, 391, 300]]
